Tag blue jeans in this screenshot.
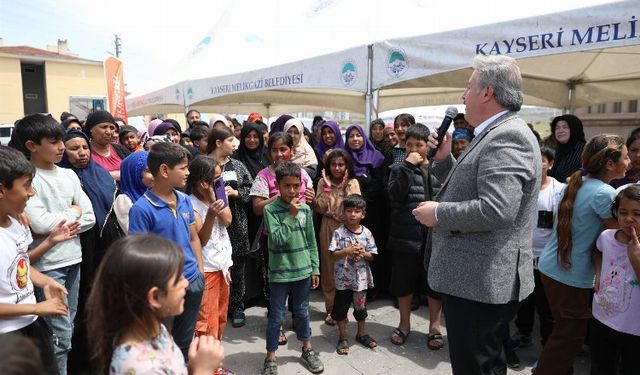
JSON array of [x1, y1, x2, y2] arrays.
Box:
[[266, 277, 311, 352], [170, 272, 204, 360], [35, 263, 81, 375]]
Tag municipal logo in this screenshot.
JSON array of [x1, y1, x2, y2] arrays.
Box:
[[175, 88, 181, 102], [386, 49, 408, 78], [340, 59, 357, 87]]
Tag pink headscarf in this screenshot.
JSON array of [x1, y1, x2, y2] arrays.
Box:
[[147, 119, 163, 137], [284, 118, 318, 168]]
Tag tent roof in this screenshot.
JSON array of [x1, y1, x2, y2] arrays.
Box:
[[374, 0, 640, 111]]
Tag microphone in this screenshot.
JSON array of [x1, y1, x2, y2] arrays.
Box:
[[427, 106, 459, 159]]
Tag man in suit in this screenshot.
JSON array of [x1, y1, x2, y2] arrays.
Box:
[[413, 55, 541, 375]]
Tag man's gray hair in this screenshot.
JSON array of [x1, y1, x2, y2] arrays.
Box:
[[473, 55, 523, 112]]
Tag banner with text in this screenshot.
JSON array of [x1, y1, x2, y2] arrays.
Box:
[[105, 57, 129, 122], [372, 1, 640, 90]]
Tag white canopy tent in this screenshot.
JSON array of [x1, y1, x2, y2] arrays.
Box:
[[126, 0, 638, 126], [185, 46, 370, 116], [372, 0, 640, 114], [126, 45, 370, 118], [127, 82, 186, 117]]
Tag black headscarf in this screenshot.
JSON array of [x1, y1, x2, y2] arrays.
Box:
[[233, 122, 270, 178], [58, 130, 116, 229], [549, 114, 586, 182]]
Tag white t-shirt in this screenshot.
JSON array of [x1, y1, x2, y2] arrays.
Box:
[[0, 216, 37, 333], [532, 178, 566, 263], [189, 195, 233, 274], [593, 229, 640, 336]]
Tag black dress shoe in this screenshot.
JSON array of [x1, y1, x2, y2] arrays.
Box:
[[504, 345, 520, 369]]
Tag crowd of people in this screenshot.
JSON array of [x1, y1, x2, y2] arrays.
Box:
[[0, 54, 639, 375]]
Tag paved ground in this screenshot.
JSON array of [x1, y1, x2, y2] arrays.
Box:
[[221, 291, 591, 374]]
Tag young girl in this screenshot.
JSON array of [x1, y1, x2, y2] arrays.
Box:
[[390, 113, 415, 165], [537, 134, 630, 375], [590, 185, 640, 375], [114, 151, 153, 234], [249, 132, 314, 345], [207, 127, 254, 328], [329, 194, 378, 354], [250, 132, 314, 216], [314, 149, 360, 325], [186, 157, 233, 340], [86, 235, 224, 375], [369, 119, 391, 156]]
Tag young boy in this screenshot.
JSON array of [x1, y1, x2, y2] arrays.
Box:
[[387, 123, 444, 350], [128, 142, 204, 360], [262, 161, 323, 375], [118, 125, 143, 153], [510, 146, 565, 349], [12, 114, 96, 375], [0, 146, 81, 375], [190, 124, 211, 156], [329, 194, 377, 355]]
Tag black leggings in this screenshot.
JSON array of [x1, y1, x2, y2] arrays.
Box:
[[590, 318, 640, 375]]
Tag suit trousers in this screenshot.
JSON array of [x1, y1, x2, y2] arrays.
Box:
[[442, 294, 518, 375]]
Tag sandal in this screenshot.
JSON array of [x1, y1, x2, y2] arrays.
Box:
[[324, 313, 336, 326], [356, 334, 377, 349], [427, 332, 444, 350], [335, 338, 349, 355], [390, 328, 410, 345], [278, 328, 287, 346], [231, 311, 246, 328]]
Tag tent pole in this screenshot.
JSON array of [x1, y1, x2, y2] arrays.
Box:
[[373, 89, 379, 119], [564, 80, 576, 114], [364, 44, 373, 133]]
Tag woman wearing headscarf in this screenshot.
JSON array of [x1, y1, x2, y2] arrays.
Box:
[[269, 114, 293, 136], [152, 121, 181, 144], [114, 151, 153, 234], [547, 114, 586, 183], [284, 118, 318, 179], [62, 118, 83, 132], [231, 122, 271, 313], [59, 130, 122, 372], [370, 119, 391, 156], [233, 122, 270, 179], [344, 124, 389, 297], [146, 118, 164, 139], [84, 110, 130, 181], [315, 120, 345, 161]]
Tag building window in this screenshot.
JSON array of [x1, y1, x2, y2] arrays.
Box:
[[630, 100, 638, 113], [587, 106, 592, 114], [613, 102, 622, 113], [597, 104, 606, 113]]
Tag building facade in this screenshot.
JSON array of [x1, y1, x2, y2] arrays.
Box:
[[0, 39, 106, 124]]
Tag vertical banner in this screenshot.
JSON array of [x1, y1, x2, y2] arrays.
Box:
[[104, 57, 128, 123]]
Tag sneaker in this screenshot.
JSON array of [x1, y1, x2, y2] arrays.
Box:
[[301, 347, 324, 374], [510, 332, 532, 349], [231, 311, 246, 328], [262, 358, 278, 375], [504, 345, 520, 369]]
